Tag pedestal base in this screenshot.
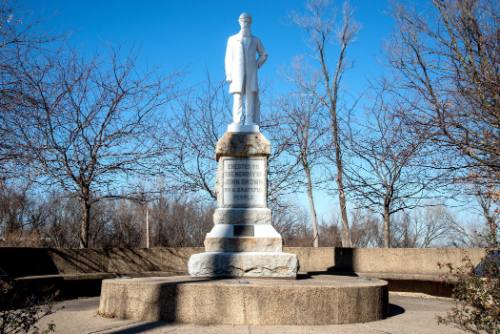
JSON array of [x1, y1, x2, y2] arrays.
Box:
[[203, 223, 283, 252], [98, 275, 389, 325], [213, 208, 271, 225], [188, 251, 298, 278]]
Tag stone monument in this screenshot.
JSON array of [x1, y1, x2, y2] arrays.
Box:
[[98, 13, 388, 326], [188, 13, 298, 278], [98, 12, 389, 326]]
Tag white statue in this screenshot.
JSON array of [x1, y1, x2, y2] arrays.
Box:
[[225, 13, 268, 132]]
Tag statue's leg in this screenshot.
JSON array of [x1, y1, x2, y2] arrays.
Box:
[[232, 93, 243, 124], [245, 92, 257, 125], [255, 93, 260, 125]]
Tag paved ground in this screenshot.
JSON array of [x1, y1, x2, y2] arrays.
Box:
[[37, 292, 467, 334]]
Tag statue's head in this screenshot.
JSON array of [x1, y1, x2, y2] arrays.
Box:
[[238, 12, 252, 30]]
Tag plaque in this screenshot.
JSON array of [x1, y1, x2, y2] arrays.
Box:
[[223, 158, 266, 207], [233, 225, 255, 237]]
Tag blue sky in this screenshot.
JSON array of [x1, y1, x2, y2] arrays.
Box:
[[19, 0, 456, 223], [14, 0, 483, 229], [17, 0, 399, 219], [19, 0, 395, 96]]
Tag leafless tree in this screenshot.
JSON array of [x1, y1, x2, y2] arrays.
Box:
[[278, 67, 329, 247], [263, 113, 303, 210], [344, 85, 445, 247], [318, 221, 342, 247], [0, 0, 55, 182], [164, 77, 229, 200], [391, 206, 456, 248], [350, 209, 382, 247], [166, 75, 299, 212], [274, 205, 313, 246], [149, 191, 213, 247], [7, 50, 178, 248], [0, 185, 28, 236], [475, 185, 499, 247], [447, 216, 493, 248], [319, 209, 382, 247], [389, 0, 499, 190], [291, 0, 360, 247]]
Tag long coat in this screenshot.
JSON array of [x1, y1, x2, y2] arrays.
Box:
[[225, 33, 267, 94]]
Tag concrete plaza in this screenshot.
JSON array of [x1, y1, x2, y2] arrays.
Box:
[[37, 292, 467, 334]]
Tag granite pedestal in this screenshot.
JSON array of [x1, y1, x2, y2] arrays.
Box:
[[99, 275, 389, 325], [188, 131, 298, 278]]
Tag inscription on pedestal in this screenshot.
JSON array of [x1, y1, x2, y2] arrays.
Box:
[[223, 158, 266, 207]]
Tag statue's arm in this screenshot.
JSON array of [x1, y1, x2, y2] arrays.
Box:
[[225, 37, 232, 82], [256, 38, 268, 69]]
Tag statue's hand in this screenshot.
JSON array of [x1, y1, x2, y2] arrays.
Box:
[[226, 77, 232, 83]]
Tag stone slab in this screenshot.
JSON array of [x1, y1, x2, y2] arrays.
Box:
[[187, 252, 297, 278], [215, 132, 270, 160], [213, 208, 272, 225], [98, 275, 388, 325], [204, 224, 281, 238], [204, 237, 282, 252]]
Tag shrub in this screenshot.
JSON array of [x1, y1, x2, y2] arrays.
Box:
[[438, 250, 500, 334], [0, 280, 55, 334]]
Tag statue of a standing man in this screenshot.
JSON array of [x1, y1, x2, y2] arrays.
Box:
[[225, 13, 268, 132]]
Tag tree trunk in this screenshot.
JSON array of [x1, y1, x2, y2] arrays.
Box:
[[332, 115, 352, 247], [487, 218, 498, 248], [79, 186, 91, 248], [79, 198, 91, 248], [321, 40, 352, 248], [144, 203, 150, 248], [383, 203, 391, 248], [481, 202, 498, 248], [338, 176, 351, 247], [303, 164, 320, 247]]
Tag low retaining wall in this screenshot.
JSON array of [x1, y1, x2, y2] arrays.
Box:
[[326, 248, 487, 296], [0, 247, 202, 277], [330, 248, 486, 277], [0, 247, 487, 297]]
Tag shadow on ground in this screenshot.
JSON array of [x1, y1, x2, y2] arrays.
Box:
[[387, 303, 405, 317], [102, 304, 406, 333], [104, 321, 167, 334]]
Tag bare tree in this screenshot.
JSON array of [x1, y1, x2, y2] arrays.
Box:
[[165, 77, 229, 200], [391, 206, 455, 248], [344, 85, 444, 247], [149, 191, 213, 247], [262, 102, 303, 211], [278, 66, 329, 247], [8, 50, 178, 248], [475, 185, 499, 247], [0, 0, 55, 182], [350, 209, 382, 247], [389, 0, 499, 189], [291, 0, 360, 247], [166, 75, 299, 212], [318, 221, 343, 247], [274, 205, 313, 247]]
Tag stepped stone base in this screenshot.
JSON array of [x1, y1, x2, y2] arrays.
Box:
[[188, 252, 298, 278], [213, 208, 271, 225], [215, 131, 270, 160], [98, 275, 389, 325], [204, 237, 282, 252]]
